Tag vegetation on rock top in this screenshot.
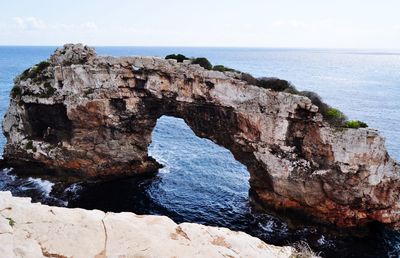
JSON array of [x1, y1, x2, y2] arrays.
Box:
[[212, 65, 238, 72], [165, 54, 237, 72], [20, 61, 50, 81], [345, 120, 368, 129], [34, 61, 51, 73], [165, 54, 189, 63], [165, 53, 369, 129], [324, 107, 347, 127], [191, 57, 213, 70], [11, 86, 22, 99], [257, 77, 298, 92], [14, 59, 57, 99], [18, 54, 368, 130]]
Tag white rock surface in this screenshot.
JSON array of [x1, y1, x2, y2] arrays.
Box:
[[0, 191, 296, 258]]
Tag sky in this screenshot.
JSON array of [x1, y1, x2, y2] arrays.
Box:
[[0, 0, 399, 49]]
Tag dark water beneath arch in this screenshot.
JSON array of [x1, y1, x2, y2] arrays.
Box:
[[1, 46, 400, 258]]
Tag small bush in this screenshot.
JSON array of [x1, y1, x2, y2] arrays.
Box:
[[257, 77, 293, 91], [345, 120, 368, 129], [324, 107, 347, 126], [298, 91, 329, 114], [213, 65, 237, 72], [241, 72, 258, 85], [165, 54, 189, 63], [192, 57, 213, 70], [284, 85, 300, 94], [19, 61, 50, 81], [11, 86, 22, 98], [33, 61, 50, 73], [20, 68, 31, 81]]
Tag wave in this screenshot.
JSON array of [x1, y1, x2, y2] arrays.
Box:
[[26, 177, 54, 198]]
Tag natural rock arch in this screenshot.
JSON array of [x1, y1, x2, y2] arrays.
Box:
[[2, 44, 400, 228]]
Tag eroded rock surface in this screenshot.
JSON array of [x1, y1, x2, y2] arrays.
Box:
[[2, 44, 400, 227], [0, 191, 296, 258]]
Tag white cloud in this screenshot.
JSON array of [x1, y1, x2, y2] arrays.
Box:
[[12, 16, 98, 32], [80, 22, 98, 31], [271, 20, 308, 30], [13, 17, 47, 30], [0, 17, 103, 45]]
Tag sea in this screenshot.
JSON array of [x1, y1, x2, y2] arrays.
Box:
[[0, 46, 399, 258]]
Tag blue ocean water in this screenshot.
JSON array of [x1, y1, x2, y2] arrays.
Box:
[[0, 46, 400, 257]]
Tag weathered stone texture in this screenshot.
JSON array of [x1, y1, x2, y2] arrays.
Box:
[[0, 191, 295, 258], [2, 44, 400, 227]]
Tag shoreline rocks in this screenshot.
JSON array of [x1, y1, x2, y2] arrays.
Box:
[[2, 44, 400, 228], [0, 191, 297, 258]]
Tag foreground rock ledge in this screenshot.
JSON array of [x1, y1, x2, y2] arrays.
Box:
[[0, 191, 296, 258], [2, 44, 400, 228]]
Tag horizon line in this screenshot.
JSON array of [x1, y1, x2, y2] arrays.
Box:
[[0, 44, 399, 52]]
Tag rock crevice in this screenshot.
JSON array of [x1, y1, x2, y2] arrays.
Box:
[[2, 44, 400, 227]]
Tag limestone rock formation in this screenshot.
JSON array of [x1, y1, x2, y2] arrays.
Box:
[[0, 191, 297, 258], [2, 44, 400, 227]]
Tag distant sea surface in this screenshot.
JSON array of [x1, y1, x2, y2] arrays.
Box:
[[1, 46, 400, 258]]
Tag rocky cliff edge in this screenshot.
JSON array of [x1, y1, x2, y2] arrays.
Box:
[[0, 191, 299, 258]]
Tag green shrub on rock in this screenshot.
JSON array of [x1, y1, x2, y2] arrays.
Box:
[[283, 85, 299, 94], [213, 65, 237, 72], [240, 73, 258, 85], [163, 54, 368, 131], [345, 120, 368, 129], [11, 86, 22, 98], [19, 61, 50, 81], [192, 57, 213, 70], [20, 68, 31, 81], [298, 91, 329, 114], [324, 107, 347, 126], [33, 61, 50, 73], [165, 54, 189, 63], [257, 77, 293, 91]]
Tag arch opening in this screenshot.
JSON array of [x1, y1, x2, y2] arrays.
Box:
[[147, 115, 250, 224], [52, 115, 258, 230]]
